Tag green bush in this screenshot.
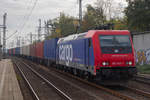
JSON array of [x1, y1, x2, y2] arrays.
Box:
[[136, 65, 150, 74]]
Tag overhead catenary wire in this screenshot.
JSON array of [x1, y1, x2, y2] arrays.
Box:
[[8, 0, 87, 42], [17, 0, 34, 27], [19, 0, 38, 35], [6, 0, 37, 41], [6, 30, 18, 40]]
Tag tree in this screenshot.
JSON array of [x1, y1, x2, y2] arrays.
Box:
[[46, 1, 129, 39], [58, 13, 76, 36], [95, 0, 112, 20], [81, 4, 107, 32], [81, 5, 97, 32], [109, 17, 128, 30], [46, 13, 77, 38], [125, 0, 150, 31]]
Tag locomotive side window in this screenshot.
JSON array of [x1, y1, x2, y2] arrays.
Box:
[[99, 35, 132, 54]]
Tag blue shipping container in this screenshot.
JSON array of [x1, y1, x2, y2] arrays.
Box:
[[15, 47, 20, 55], [44, 38, 58, 61]]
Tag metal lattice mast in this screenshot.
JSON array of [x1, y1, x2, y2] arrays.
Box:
[[79, 0, 82, 28], [38, 19, 41, 41], [3, 13, 7, 55]]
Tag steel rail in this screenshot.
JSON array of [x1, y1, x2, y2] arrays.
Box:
[[51, 68, 135, 100], [18, 58, 72, 100], [13, 59, 40, 100], [134, 75, 150, 85], [22, 58, 135, 100], [120, 85, 150, 98], [137, 75, 150, 80]]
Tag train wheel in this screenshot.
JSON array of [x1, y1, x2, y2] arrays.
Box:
[[84, 72, 89, 80], [73, 68, 77, 76]]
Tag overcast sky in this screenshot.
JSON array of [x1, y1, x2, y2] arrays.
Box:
[[0, 0, 127, 48]]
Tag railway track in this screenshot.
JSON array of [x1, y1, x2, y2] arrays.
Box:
[[48, 68, 150, 100], [19, 58, 146, 100], [14, 58, 111, 100], [134, 75, 150, 85], [18, 58, 119, 100], [13, 58, 72, 100], [14, 57, 150, 100], [119, 85, 150, 99]]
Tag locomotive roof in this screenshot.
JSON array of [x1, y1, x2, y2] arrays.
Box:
[[85, 30, 130, 37], [57, 32, 87, 43], [57, 30, 130, 43]]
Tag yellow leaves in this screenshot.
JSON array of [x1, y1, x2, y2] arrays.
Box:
[[73, 20, 79, 27], [56, 28, 61, 34]]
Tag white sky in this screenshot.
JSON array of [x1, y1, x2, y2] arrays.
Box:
[[0, 0, 127, 48]]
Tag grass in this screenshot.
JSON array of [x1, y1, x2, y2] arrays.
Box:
[[16, 74, 22, 81], [136, 64, 150, 74]]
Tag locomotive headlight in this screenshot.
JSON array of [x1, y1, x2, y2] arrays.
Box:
[[102, 62, 106, 66], [102, 62, 109, 66], [126, 61, 132, 65], [128, 61, 132, 65]]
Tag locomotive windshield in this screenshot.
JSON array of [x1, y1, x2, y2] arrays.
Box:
[[99, 35, 132, 54]]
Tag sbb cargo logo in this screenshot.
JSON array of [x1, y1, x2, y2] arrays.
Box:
[[59, 44, 73, 66]]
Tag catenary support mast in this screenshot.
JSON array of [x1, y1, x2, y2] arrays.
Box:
[[3, 13, 7, 58]]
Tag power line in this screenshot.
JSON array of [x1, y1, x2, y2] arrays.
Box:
[[6, 30, 18, 40], [19, 0, 38, 34], [16, 0, 34, 31], [7, 0, 35, 41], [10, 0, 38, 41]]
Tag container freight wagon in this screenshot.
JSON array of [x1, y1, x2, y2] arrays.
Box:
[[15, 47, 20, 56], [7, 49, 9, 55], [8, 49, 12, 55], [26, 45, 30, 58], [20, 47, 23, 56], [30, 44, 36, 61], [8, 49, 10, 55], [35, 42, 44, 63], [44, 38, 58, 66], [6, 49, 9, 55], [11, 48, 14, 56], [22, 46, 26, 57], [13, 48, 15, 55], [22, 45, 30, 58]]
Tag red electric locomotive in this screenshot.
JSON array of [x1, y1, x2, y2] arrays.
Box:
[[85, 30, 137, 82]]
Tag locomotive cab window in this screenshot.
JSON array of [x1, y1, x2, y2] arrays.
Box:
[[99, 35, 132, 54]]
